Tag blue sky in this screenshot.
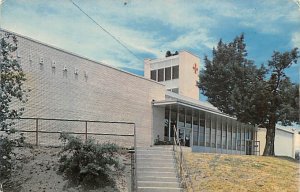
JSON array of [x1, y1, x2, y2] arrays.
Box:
[[1, 0, 299, 84]]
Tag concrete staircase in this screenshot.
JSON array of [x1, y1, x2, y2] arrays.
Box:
[[136, 146, 182, 192]]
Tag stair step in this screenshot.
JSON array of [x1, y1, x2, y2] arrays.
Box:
[[138, 181, 180, 188], [138, 176, 179, 182], [138, 167, 176, 172], [137, 162, 175, 167], [137, 171, 177, 177], [137, 186, 182, 192]]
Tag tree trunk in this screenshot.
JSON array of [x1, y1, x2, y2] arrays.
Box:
[[263, 123, 276, 156]]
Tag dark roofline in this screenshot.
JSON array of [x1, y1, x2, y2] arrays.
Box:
[[0, 28, 164, 87]]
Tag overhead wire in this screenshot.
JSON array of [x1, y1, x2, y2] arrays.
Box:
[[69, 0, 142, 62]]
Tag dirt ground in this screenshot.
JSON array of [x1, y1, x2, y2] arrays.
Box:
[[3, 146, 131, 192]]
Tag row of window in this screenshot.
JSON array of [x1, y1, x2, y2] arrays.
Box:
[[151, 65, 179, 82], [164, 107, 253, 151]]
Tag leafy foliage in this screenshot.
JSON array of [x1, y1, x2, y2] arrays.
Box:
[[0, 131, 26, 184], [198, 34, 299, 155], [0, 33, 27, 131], [0, 33, 27, 184], [58, 133, 124, 189]]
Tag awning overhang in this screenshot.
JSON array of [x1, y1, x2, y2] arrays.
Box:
[[152, 99, 237, 120]]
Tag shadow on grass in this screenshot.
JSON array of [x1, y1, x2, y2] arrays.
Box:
[[275, 156, 300, 163]]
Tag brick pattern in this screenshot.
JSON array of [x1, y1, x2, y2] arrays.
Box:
[[2, 30, 165, 146]]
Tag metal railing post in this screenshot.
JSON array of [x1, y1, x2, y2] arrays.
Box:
[[35, 118, 38, 146], [85, 121, 88, 141]]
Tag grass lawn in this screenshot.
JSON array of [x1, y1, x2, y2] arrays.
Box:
[[184, 152, 300, 192]]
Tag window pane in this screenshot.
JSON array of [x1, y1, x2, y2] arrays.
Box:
[[158, 68, 164, 82], [228, 122, 232, 150], [178, 107, 185, 127], [217, 117, 222, 149], [164, 108, 170, 138], [241, 125, 245, 151], [172, 65, 179, 79], [206, 114, 211, 147], [237, 124, 241, 151], [232, 123, 236, 150], [199, 111, 205, 146], [222, 120, 227, 149], [186, 109, 192, 128], [151, 70, 156, 81], [193, 111, 199, 146], [170, 108, 177, 137], [211, 116, 216, 148], [165, 67, 171, 81]]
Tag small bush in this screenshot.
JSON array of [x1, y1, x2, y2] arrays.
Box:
[[58, 133, 124, 189], [0, 130, 26, 184]]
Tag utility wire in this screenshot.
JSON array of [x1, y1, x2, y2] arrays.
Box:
[[69, 0, 142, 62]]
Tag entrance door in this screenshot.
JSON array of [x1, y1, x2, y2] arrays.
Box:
[[178, 127, 191, 147]]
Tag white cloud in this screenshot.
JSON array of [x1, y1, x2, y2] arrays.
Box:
[[1, 0, 300, 72], [292, 32, 300, 48]]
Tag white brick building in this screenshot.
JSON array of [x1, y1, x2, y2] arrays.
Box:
[[2, 29, 260, 155]]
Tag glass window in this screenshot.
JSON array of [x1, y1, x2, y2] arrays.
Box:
[[186, 109, 192, 128], [164, 108, 170, 137], [199, 111, 205, 146], [151, 70, 156, 81], [232, 123, 236, 150], [206, 114, 211, 147], [172, 65, 179, 79], [170, 108, 177, 138], [237, 124, 241, 151], [211, 116, 216, 148], [178, 107, 185, 127], [158, 68, 164, 82], [228, 122, 232, 150], [241, 125, 245, 151], [222, 120, 227, 149], [217, 117, 222, 149], [193, 111, 199, 146], [165, 67, 171, 81]]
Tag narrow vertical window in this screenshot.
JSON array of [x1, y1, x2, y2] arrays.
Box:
[[150, 70, 156, 81], [158, 68, 164, 82], [172, 65, 179, 79], [165, 67, 171, 81]]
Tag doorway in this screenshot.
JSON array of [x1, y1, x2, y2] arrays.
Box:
[[178, 127, 191, 147]]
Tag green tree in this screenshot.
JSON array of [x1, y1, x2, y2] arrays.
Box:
[[0, 32, 27, 131], [198, 34, 299, 156], [0, 33, 27, 185]]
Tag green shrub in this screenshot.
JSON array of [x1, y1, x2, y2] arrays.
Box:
[[0, 130, 25, 184], [58, 133, 124, 189]]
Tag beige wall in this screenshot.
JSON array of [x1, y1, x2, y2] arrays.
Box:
[[178, 51, 200, 100], [4, 30, 166, 147], [257, 127, 297, 158], [144, 51, 200, 100]]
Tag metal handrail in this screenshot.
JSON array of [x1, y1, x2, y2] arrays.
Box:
[[172, 125, 194, 192]]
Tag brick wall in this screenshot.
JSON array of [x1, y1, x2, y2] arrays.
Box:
[[2, 29, 165, 146]]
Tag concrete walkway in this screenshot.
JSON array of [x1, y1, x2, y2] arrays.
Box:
[[136, 146, 182, 192]]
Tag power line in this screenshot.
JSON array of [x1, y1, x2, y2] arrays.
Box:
[[69, 0, 142, 62]]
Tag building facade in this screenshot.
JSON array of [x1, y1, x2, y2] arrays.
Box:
[[3, 29, 259, 155], [145, 52, 257, 155]]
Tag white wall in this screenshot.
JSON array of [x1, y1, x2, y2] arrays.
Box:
[[4, 29, 166, 147], [257, 127, 296, 158]]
